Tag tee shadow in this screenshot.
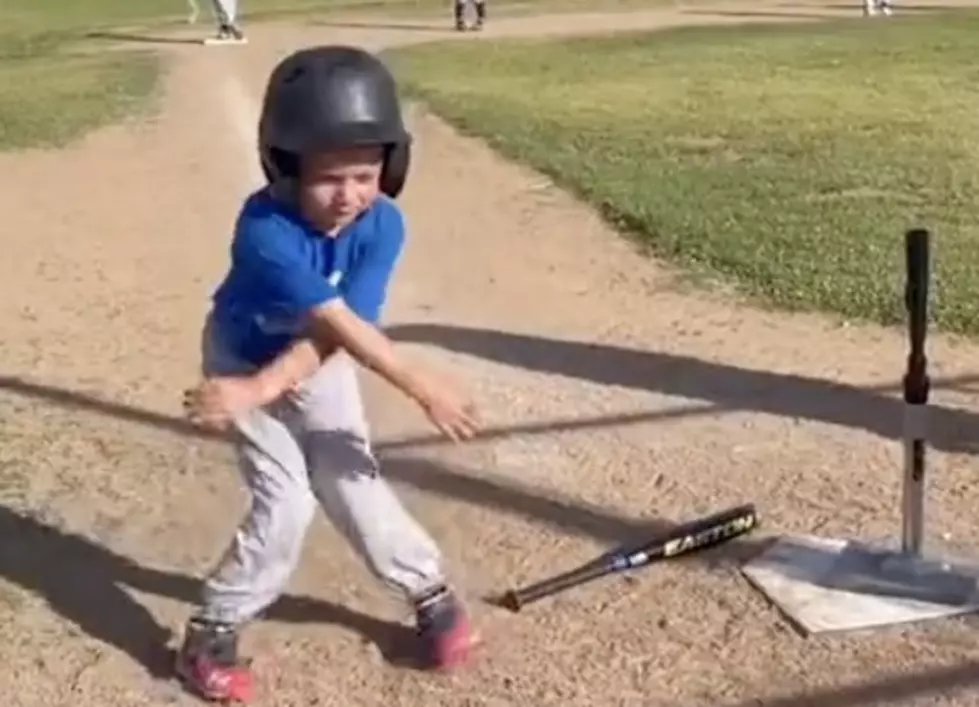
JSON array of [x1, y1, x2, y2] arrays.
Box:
[[386, 323, 979, 455]]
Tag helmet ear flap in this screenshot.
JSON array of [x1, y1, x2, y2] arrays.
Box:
[[381, 141, 411, 199], [264, 147, 300, 181]]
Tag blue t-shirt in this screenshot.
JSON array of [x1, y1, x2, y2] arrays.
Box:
[[210, 188, 405, 366]]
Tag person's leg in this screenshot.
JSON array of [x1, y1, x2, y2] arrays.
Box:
[[862, 0, 892, 15], [210, 0, 236, 24], [176, 319, 317, 702], [454, 0, 467, 31], [205, 0, 246, 43], [473, 0, 486, 29], [297, 352, 476, 669]]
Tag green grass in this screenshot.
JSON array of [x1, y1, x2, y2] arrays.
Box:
[[0, 0, 193, 151], [387, 13, 979, 335], [0, 19, 162, 152], [0, 0, 636, 153], [1, 0, 368, 34], [0, 0, 454, 153], [0, 51, 161, 150]]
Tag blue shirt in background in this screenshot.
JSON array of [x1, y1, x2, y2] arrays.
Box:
[[210, 188, 405, 367]]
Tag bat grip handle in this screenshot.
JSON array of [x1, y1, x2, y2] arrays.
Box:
[[502, 561, 609, 611]]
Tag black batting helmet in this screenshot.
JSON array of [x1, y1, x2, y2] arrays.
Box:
[[258, 45, 412, 199]]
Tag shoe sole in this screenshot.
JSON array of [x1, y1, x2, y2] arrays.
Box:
[[173, 651, 250, 704], [431, 628, 483, 671]]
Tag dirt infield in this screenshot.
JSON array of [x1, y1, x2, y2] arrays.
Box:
[[4, 1, 979, 705]]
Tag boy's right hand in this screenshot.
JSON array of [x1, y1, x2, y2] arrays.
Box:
[[411, 373, 481, 442]]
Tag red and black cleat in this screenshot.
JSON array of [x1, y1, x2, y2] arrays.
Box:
[[414, 586, 478, 670], [175, 618, 255, 703]]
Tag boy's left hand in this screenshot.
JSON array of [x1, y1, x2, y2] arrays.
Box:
[[183, 376, 267, 430]]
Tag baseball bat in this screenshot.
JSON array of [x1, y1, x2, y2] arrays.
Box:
[[499, 503, 759, 612]]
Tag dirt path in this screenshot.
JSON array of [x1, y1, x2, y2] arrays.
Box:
[[3, 1, 979, 705]]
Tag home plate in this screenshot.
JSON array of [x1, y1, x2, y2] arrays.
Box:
[[741, 535, 979, 635]]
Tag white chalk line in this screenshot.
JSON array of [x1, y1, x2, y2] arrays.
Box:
[[221, 71, 265, 188]]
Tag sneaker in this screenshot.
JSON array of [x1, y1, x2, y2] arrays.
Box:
[[414, 586, 477, 670], [175, 618, 255, 703]]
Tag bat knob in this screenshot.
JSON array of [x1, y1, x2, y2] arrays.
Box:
[[499, 590, 523, 613]]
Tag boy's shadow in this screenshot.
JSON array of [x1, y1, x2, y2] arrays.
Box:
[[0, 505, 422, 682]]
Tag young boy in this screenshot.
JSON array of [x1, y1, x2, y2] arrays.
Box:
[[177, 45, 481, 703]]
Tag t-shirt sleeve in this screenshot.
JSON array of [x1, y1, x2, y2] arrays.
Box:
[[232, 209, 340, 319], [342, 203, 406, 324]]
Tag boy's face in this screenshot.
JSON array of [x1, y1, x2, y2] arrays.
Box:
[[298, 146, 384, 234]]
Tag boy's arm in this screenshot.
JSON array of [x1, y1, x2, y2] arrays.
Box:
[[233, 298, 441, 418], [248, 305, 420, 405], [251, 337, 332, 402], [305, 298, 429, 402], [261, 298, 477, 441], [248, 203, 408, 403]]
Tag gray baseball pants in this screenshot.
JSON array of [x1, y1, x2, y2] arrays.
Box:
[[210, 0, 238, 25], [195, 314, 446, 625]]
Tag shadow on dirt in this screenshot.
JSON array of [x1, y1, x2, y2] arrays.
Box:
[[386, 323, 979, 455], [84, 31, 205, 46], [2, 503, 975, 705], [728, 657, 979, 707], [0, 505, 422, 678], [310, 18, 458, 32], [0, 374, 764, 564], [2, 331, 979, 700], [381, 453, 763, 567], [0, 375, 715, 450]]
